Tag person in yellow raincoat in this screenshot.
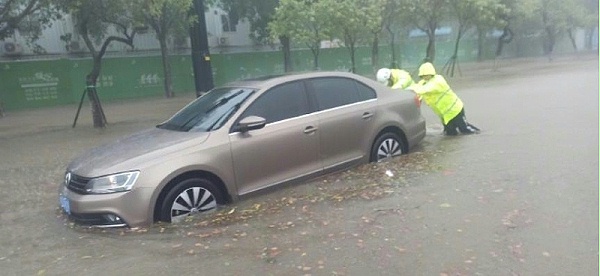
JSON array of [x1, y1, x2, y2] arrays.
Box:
[[376, 68, 414, 89], [409, 62, 480, 136]]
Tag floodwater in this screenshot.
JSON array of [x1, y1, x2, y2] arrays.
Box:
[[0, 54, 598, 275]]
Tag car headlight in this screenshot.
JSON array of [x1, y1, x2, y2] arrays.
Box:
[[86, 171, 140, 194]]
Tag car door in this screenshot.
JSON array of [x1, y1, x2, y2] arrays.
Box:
[[229, 81, 321, 196], [308, 77, 378, 170]]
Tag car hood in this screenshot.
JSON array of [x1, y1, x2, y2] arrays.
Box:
[[68, 128, 209, 177]]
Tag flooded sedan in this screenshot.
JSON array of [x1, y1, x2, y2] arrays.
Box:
[[59, 71, 426, 227]]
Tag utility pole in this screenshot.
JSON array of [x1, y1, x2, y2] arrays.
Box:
[[190, 0, 214, 97]]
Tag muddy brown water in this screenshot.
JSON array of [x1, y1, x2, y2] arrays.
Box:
[[1, 54, 597, 275]]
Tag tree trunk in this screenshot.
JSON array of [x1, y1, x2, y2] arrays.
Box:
[[350, 44, 356, 73], [495, 26, 513, 57], [567, 28, 577, 51], [345, 31, 356, 73], [86, 57, 106, 128], [371, 35, 379, 72], [310, 46, 319, 70], [446, 28, 463, 77], [386, 25, 398, 68], [544, 26, 556, 59], [0, 100, 5, 117], [280, 36, 293, 72], [425, 28, 436, 63], [585, 27, 595, 50], [477, 27, 484, 61], [158, 33, 174, 98], [76, 17, 135, 128]]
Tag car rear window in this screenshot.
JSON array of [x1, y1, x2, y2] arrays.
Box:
[[309, 77, 375, 111]]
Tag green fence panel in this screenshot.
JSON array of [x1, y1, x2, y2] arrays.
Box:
[[0, 34, 583, 112], [68, 58, 92, 103], [211, 51, 285, 86], [170, 55, 195, 94], [0, 59, 72, 110], [66, 57, 165, 103], [102, 56, 164, 100]]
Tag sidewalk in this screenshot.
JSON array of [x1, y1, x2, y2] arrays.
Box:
[[440, 51, 599, 87], [0, 93, 197, 138], [0, 52, 597, 139]]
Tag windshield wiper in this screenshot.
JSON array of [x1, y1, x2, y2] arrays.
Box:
[[207, 102, 242, 131], [203, 89, 245, 114], [176, 90, 247, 131]]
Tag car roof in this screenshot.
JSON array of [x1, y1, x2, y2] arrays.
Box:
[[223, 71, 373, 90]]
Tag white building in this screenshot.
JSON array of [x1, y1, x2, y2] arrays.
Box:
[[0, 5, 254, 58]]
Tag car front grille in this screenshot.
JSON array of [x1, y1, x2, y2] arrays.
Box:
[[66, 212, 128, 228], [66, 174, 91, 194]]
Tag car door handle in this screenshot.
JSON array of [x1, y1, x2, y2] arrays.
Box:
[[304, 126, 318, 134], [362, 112, 373, 120]]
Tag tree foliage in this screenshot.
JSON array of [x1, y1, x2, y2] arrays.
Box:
[[269, 0, 333, 70], [215, 0, 293, 71], [217, 0, 278, 43], [398, 0, 450, 63], [491, 0, 537, 57], [138, 0, 194, 98], [0, 0, 60, 41], [327, 0, 383, 73], [445, 0, 502, 75], [535, 0, 591, 55], [381, 0, 411, 68]]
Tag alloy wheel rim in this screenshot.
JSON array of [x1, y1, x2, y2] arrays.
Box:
[[170, 187, 216, 223], [376, 138, 402, 162]]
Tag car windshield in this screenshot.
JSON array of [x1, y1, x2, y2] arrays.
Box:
[[157, 87, 255, 132]]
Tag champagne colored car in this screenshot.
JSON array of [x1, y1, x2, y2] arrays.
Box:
[[59, 71, 426, 227]]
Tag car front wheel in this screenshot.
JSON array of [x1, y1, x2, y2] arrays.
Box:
[[370, 132, 405, 162], [159, 178, 224, 223]]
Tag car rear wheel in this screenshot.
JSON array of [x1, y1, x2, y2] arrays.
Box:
[[159, 178, 224, 223], [370, 132, 405, 162]]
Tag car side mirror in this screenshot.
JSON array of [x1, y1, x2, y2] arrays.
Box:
[[235, 116, 266, 132]]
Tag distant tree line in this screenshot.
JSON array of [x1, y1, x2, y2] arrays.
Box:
[[1, 0, 598, 127]]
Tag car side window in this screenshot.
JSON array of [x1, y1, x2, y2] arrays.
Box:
[[240, 81, 310, 124], [355, 81, 377, 101], [309, 77, 374, 111]]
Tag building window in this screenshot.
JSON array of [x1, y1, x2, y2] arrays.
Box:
[[221, 14, 236, 32]]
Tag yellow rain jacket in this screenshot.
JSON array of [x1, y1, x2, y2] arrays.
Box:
[[410, 75, 464, 125], [389, 69, 414, 89]]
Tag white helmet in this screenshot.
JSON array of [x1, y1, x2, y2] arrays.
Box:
[[376, 68, 391, 84]]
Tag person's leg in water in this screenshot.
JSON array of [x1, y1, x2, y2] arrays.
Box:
[[447, 109, 480, 135], [443, 122, 459, 136]]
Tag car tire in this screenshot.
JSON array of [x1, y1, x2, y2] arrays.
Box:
[[159, 178, 224, 223], [370, 132, 405, 162]]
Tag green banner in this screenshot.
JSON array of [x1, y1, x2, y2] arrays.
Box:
[[0, 35, 572, 111]]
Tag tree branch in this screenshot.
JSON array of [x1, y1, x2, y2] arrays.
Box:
[[0, 0, 42, 36], [98, 33, 136, 59]]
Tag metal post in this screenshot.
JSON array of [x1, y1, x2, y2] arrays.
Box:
[[72, 89, 86, 128], [190, 0, 214, 97]]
